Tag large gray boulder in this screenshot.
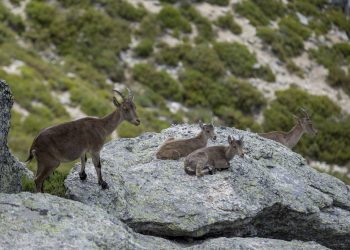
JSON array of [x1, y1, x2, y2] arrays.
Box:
[[65, 125, 350, 249], [0, 192, 327, 250], [0, 80, 32, 193]]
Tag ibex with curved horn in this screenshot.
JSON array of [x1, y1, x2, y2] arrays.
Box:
[[26, 89, 140, 192], [259, 108, 318, 149]]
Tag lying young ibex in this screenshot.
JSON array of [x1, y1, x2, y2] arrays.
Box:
[[184, 135, 244, 177], [259, 108, 318, 149], [26, 89, 140, 192], [156, 121, 217, 160]]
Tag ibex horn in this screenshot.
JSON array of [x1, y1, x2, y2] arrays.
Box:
[[299, 107, 309, 118], [127, 88, 133, 100], [113, 89, 126, 101]]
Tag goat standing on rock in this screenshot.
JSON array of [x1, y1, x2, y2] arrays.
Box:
[[259, 108, 318, 149], [26, 89, 140, 192], [156, 121, 217, 160], [184, 135, 244, 177]]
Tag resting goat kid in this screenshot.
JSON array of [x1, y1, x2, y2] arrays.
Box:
[[156, 121, 217, 160], [184, 135, 244, 177], [259, 108, 318, 149], [26, 89, 140, 192]]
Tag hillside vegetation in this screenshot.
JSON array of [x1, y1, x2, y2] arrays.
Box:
[[0, 0, 349, 186]]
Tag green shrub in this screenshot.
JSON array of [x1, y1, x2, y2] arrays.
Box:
[[22, 171, 68, 197], [104, 0, 147, 21], [0, 24, 15, 44], [155, 43, 191, 66], [180, 5, 214, 41], [327, 67, 350, 95], [251, 0, 286, 20], [26, 1, 57, 26], [287, 0, 321, 17], [216, 13, 242, 35], [257, 25, 304, 61], [327, 9, 350, 35], [216, 107, 261, 131], [262, 86, 350, 165], [0, 1, 24, 33], [214, 42, 257, 77], [184, 44, 225, 78], [157, 6, 192, 33], [137, 14, 161, 40], [279, 15, 311, 40], [133, 63, 183, 101], [253, 65, 276, 82], [234, 0, 270, 27], [134, 39, 154, 58], [286, 60, 304, 78]]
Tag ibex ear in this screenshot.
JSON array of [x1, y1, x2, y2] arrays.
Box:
[[199, 120, 204, 129], [113, 97, 121, 107], [228, 135, 232, 144]]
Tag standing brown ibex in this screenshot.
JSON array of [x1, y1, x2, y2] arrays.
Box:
[[259, 108, 318, 149], [156, 121, 217, 160], [184, 135, 244, 177], [26, 89, 140, 192]]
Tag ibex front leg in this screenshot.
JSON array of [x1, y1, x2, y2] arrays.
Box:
[[92, 153, 109, 189], [79, 154, 87, 180]]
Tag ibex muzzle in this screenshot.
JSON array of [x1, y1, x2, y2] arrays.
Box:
[[26, 88, 140, 192]]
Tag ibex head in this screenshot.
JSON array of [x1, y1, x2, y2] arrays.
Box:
[[199, 120, 217, 141], [113, 88, 140, 126], [227, 135, 244, 158], [293, 108, 318, 135]]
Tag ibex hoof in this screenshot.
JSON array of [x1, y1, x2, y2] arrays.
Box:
[[79, 171, 87, 180], [100, 181, 109, 190]]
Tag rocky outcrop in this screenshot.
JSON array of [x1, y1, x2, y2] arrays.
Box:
[[0, 80, 32, 193], [65, 125, 350, 249], [0, 192, 329, 250]]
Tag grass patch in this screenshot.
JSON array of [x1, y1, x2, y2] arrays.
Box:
[[215, 12, 242, 35]]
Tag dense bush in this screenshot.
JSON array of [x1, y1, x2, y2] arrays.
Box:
[[133, 63, 183, 101], [0, 2, 24, 33], [279, 16, 311, 40], [234, 0, 270, 27], [327, 67, 350, 95], [155, 43, 191, 66], [184, 44, 225, 78], [215, 13, 242, 35], [257, 25, 304, 61], [104, 0, 147, 21], [180, 5, 214, 41], [251, 0, 286, 20], [157, 6, 192, 33], [263, 86, 350, 165], [137, 14, 161, 41], [134, 39, 154, 58], [214, 42, 257, 77]]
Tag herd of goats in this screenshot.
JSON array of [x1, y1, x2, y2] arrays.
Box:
[[25, 89, 318, 192]]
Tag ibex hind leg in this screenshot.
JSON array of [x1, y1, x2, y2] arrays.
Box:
[[92, 153, 108, 190], [35, 159, 59, 193]]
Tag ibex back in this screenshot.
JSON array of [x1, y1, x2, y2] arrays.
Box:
[[184, 135, 244, 177], [26, 89, 140, 192], [259, 108, 318, 149], [156, 121, 217, 160]]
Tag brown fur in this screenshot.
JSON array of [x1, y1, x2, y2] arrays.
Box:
[[259, 109, 317, 149], [184, 135, 244, 177], [156, 122, 216, 160], [26, 90, 140, 192]]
